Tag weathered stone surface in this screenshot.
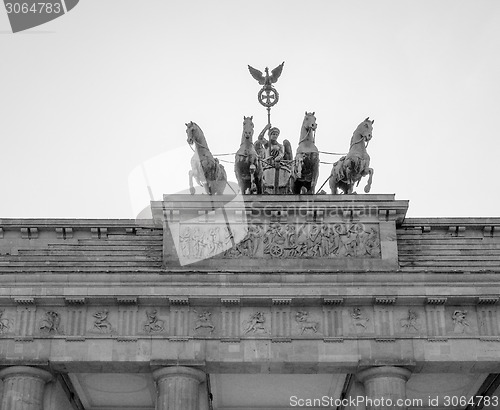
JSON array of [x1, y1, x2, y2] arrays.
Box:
[[357, 366, 412, 410], [0, 366, 52, 410], [152, 194, 408, 270], [0, 197, 500, 408], [152, 366, 205, 410]]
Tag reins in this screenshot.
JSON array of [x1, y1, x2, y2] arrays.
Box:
[[298, 126, 316, 145]]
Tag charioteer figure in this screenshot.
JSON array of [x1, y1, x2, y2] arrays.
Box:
[[257, 124, 293, 194], [266, 127, 285, 166]]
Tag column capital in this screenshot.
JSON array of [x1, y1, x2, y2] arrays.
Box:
[[152, 366, 205, 383], [357, 366, 412, 384], [0, 366, 52, 383]]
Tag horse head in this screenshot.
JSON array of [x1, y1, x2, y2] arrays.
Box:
[[354, 117, 374, 144], [242, 116, 254, 143], [185, 121, 204, 147], [303, 111, 317, 132]]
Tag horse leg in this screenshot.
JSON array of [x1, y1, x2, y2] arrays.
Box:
[[250, 164, 256, 194], [310, 158, 320, 194], [216, 166, 227, 195], [188, 170, 195, 195], [364, 168, 374, 193], [329, 174, 337, 194]]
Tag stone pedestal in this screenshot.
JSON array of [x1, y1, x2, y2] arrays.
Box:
[[357, 366, 412, 410], [0, 366, 52, 410], [152, 366, 205, 410], [152, 194, 408, 270]]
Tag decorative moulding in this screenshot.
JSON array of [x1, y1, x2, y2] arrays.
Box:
[[14, 297, 35, 305], [168, 297, 189, 305], [116, 297, 138, 305], [220, 337, 241, 343], [324, 337, 344, 343], [65, 297, 86, 305], [426, 297, 447, 305], [272, 298, 292, 306], [477, 297, 499, 305], [271, 337, 292, 343], [427, 337, 448, 342], [220, 298, 240, 305], [323, 298, 344, 305], [374, 297, 396, 305]]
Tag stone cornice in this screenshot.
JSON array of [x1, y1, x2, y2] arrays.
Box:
[[152, 194, 409, 225], [2, 294, 499, 307]]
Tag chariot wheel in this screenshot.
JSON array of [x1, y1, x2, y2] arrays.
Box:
[[269, 244, 284, 257]]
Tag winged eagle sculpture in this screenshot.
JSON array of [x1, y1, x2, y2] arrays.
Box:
[[248, 62, 285, 90]]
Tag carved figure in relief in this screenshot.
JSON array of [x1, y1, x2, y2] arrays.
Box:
[[244, 311, 268, 334], [295, 311, 319, 334], [93, 310, 112, 333], [335, 224, 358, 257], [235, 116, 263, 194], [292, 112, 320, 194], [179, 227, 191, 257], [361, 227, 379, 256], [452, 310, 470, 333], [308, 224, 323, 257], [194, 310, 215, 334], [220, 222, 380, 260], [263, 223, 287, 258], [208, 227, 222, 256], [0, 310, 10, 333], [144, 310, 164, 333], [351, 307, 369, 330], [400, 309, 419, 332], [186, 121, 227, 195], [39, 311, 60, 334], [330, 117, 374, 195], [245, 225, 264, 256]]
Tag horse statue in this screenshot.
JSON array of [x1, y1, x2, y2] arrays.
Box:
[[186, 121, 227, 195], [330, 117, 374, 195], [234, 116, 262, 194], [292, 112, 319, 194]]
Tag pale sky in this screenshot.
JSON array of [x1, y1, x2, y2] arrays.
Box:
[[1, 0, 499, 219]]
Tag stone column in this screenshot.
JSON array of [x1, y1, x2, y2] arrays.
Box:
[[152, 366, 205, 410], [357, 366, 411, 410], [0, 366, 52, 410]]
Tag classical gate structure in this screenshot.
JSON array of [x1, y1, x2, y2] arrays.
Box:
[[0, 193, 499, 410]]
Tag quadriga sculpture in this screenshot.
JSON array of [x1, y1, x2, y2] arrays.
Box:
[[330, 117, 374, 194], [186, 121, 227, 195], [234, 116, 262, 194], [292, 112, 320, 194]]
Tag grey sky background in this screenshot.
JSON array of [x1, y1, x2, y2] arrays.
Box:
[[1, 0, 499, 218]]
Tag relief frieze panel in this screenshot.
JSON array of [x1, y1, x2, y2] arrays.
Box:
[[39, 311, 62, 335], [349, 307, 371, 333], [143, 309, 165, 334], [243, 311, 269, 335], [193, 310, 215, 335], [0, 309, 12, 335], [0, 303, 495, 342], [400, 309, 421, 333], [178, 222, 381, 260], [295, 311, 320, 335], [90, 310, 113, 334]]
